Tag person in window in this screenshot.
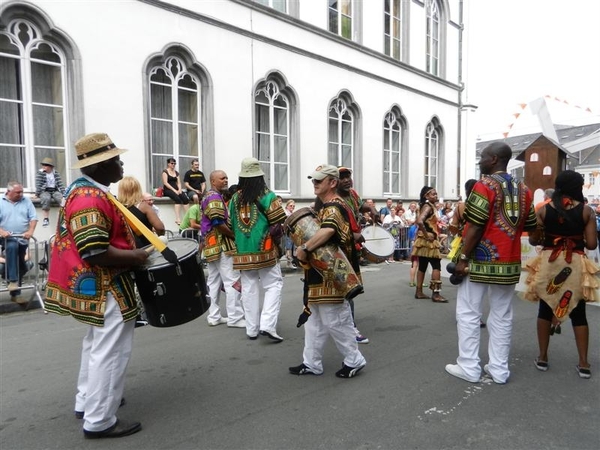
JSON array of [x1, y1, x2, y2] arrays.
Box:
[[34, 157, 65, 227], [161, 157, 189, 225], [524, 170, 598, 379], [44, 132, 149, 438], [183, 158, 206, 204], [117, 176, 165, 248], [0, 181, 38, 304]]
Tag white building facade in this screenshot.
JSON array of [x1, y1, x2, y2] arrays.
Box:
[[0, 0, 474, 202]]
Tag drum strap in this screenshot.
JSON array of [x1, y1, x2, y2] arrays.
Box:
[[107, 193, 178, 263]]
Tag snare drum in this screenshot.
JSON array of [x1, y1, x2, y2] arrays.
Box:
[[133, 238, 209, 327], [361, 225, 395, 263]]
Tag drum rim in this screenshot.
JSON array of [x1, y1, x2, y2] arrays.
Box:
[[138, 238, 200, 270]]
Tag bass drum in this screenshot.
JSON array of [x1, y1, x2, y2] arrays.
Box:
[[361, 225, 395, 263], [133, 238, 209, 327]]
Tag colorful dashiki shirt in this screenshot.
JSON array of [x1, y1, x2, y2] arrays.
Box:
[[229, 189, 286, 270], [44, 177, 137, 326], [306, 198, 361, 305], [200, 189, 236, 262], [463, 173, 536, 285], [341, 188, 362, 221]]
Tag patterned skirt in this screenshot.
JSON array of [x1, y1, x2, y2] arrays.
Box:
[[523, 250, 599, 322]]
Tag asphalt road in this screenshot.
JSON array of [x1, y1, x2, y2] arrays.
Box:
[[1, 262, 599, 450]]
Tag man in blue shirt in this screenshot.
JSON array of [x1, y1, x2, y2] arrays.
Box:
[[0, 181, 38, 303]]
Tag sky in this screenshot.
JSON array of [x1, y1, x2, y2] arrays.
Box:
[[465, 0, 600, 141]]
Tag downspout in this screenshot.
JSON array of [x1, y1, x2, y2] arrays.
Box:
[[456, 0, 464, 198]]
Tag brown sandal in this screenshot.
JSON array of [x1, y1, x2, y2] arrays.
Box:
[[432, 294, 448, 303]]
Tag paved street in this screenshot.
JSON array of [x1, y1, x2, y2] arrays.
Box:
[[1, 262, 599, 450]]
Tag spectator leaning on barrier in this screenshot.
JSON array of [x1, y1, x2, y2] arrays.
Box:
[[0, 181, 38, 304], [34, 157, 65, 227]]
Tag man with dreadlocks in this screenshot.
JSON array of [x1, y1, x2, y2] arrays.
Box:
[[412, 186, 446, 302], [445, 141, 536, 384], [228, 158, 287, 342]]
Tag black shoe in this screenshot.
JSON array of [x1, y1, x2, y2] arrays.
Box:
[[335, 363, 365, 379], [75, 397, 126, 419], [83, 419, 141, 439], [289, 363, 316, 375], [43, 218, 49, 227]]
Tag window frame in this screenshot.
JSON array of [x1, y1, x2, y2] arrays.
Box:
[[384, 0, 403, 61], [147, 55, 202, 191], [0, 18, 70, 191], [383, 108, 405, 196], [328, 0, 353, 40], [254, 79, 291, 193], [424, 121, 440, 188], [425, 0, 440, 76]]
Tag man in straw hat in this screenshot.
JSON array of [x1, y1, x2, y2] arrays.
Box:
[[44, 132, 149, 439], [33, 157, 65, 227], [288, 164, 366, 378], [228, 157, 287, 341]]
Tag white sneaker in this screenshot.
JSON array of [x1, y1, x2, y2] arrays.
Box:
[[259, 330, 284, 342], [228, 319, 246, 328], [445, 364, 481, 383], [7, 282, 19, 292], [483, 364, 507, 384], [207, 317, 228, 326]]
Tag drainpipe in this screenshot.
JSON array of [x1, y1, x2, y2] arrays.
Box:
[[456, 0, 464, 199]]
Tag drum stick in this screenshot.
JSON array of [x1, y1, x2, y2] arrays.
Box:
[[363, 237, 392, 241]]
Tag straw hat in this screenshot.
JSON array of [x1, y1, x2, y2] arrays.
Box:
[[40, 157, 54, 167], [239, 157, 265, 178], [72, 133, 128, 169]]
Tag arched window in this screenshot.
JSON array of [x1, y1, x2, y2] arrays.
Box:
[[542, 166, 552, 176], [147, 54, 202, 190], [425, 0, 440, 75], [530, 152, 539, 162], [328, 96, 355, 169], [424, 119, 443, 188], [383, 106, 406, 195], [254, 75, 295, 193], [0, 17, 69, 190]]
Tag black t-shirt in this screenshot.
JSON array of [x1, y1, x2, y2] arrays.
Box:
[[184, 169, 206, 191]]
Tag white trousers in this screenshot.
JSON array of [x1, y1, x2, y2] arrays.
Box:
[[240, 264, 283, 337], [75, 292, 135, 432], [455, 278, 514, 383], [206, 253, 244, 324], [303, 302, 366, 374]]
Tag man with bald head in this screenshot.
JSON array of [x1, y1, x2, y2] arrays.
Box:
[[201, 170, 245, 328], [445, 141, 536, 384]]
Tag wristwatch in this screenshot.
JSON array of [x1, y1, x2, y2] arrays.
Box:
[[459, 253, 469, 261], [300, 244, 310, 252]]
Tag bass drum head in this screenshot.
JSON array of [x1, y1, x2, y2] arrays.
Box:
[[134, 238, 208, 327]]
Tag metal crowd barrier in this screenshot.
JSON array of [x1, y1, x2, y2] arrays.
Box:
[[0, 235, 46, 310]]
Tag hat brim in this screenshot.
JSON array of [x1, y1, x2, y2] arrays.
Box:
[[239, 169, 265, 178], [72, 148, 128, 169], [308, 171, 328, 181]]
